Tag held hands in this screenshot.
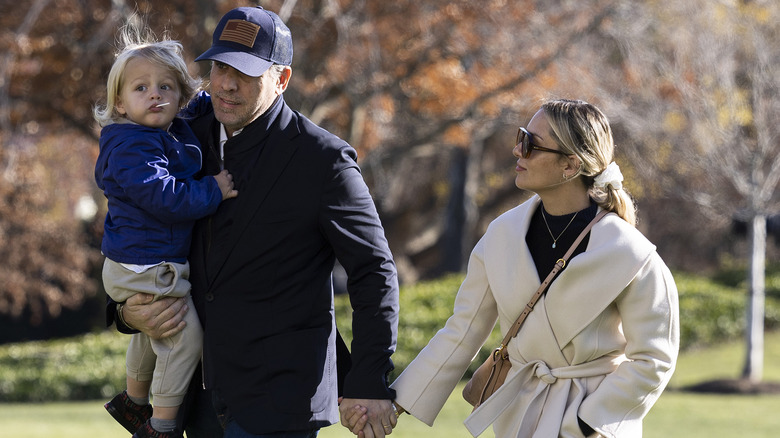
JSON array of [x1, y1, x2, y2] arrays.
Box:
[[214, 169, 238, 200], [339, 398, 400, 438]]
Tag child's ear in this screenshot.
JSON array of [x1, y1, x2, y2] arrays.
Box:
[[115, 98, 126, 115]]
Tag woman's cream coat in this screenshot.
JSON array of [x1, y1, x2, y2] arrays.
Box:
[[391, 197, 679, 437]]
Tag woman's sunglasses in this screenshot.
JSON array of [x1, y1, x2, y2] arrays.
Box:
[[516, 127, 569, 159]]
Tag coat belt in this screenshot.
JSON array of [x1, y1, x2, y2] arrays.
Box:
[[464, 355, 625, 437]]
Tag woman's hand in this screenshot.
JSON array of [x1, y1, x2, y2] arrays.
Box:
[[340, 398, 398, 438]]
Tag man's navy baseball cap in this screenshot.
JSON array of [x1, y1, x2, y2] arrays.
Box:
[[195, 7, 292, 77]]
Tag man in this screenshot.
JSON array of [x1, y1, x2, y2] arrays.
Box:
[[110, 6, 399, 438]]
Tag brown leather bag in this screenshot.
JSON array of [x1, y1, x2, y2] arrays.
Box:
[[462, 210, 607, 408], [462, 339, 513, 407]]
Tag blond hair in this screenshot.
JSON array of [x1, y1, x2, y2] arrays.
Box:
[[94, 23, 199, 127], [542, 99, 637, 226]]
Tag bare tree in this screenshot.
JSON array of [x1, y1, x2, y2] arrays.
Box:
[[7, 0, 774, 347], [282, 0, 619, 280], [600, 0, 780, 382]]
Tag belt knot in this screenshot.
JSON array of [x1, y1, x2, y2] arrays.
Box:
[[535, 363, 557, 384]]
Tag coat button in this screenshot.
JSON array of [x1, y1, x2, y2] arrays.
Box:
[[205, 292, 214, 302]]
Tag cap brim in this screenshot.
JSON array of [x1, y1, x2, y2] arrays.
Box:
[[195, 47, 273, 77]]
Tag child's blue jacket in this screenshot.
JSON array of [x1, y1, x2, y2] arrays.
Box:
[[95, 118, 222, 264]]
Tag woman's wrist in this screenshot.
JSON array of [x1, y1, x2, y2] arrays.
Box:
[[392, 401, 406, 416]]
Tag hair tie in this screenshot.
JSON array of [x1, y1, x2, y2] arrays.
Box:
[[594, 162, 623, 190]]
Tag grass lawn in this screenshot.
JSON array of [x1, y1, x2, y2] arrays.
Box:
[[3, 331, 780, 437]]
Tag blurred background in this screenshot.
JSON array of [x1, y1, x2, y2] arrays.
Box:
[[1, 0, 779, 435]]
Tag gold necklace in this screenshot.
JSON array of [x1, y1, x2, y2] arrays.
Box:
[[541, 207, 579, 249]]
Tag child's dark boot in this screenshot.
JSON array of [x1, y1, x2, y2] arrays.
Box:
[[132, 420, 183, 438], [104, 391, 153, 434]]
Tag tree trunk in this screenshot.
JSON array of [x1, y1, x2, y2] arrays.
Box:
[[461, 139, 485, 271], [741, 213, 766, 382], [443, 138, 488, 274], [441, 147, 467, 274]]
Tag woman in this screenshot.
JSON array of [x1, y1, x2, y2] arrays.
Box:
[[349, 99, 679, 438]]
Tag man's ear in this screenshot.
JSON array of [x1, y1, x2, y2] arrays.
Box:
[[276, 66, 292, 94]]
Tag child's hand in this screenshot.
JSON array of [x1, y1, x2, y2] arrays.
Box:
[[214, 169, 238, 200]]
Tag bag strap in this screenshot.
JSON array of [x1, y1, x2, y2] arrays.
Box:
[[495, 209, 609, 356]]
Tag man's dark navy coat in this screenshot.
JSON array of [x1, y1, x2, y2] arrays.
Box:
[[185, 93, 399, 434]]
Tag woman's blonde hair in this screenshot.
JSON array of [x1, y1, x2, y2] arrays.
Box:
[[541, 98, 637, 226], [93, 23, 199, 127]]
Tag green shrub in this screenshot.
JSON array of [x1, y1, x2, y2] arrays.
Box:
[[336, 274, 504, 380], [711, 261, 780, 300], [674, 270, 780, 350], [2, 266, 780, 402], [0, 331, 126, 402], [675, 272, 746, 348]]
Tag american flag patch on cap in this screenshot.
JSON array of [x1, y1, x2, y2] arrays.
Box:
[[219, 19, 259, 48]]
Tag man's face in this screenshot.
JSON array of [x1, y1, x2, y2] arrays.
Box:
[[209, 62, 282, 136]]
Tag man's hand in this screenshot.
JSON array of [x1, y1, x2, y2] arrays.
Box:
[[339, 397, 368, 437], [122, 293, 187, 339], [340, 398, 396, 438]]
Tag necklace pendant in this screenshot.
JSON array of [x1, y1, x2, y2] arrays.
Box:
[[541, 207, 579, 251]]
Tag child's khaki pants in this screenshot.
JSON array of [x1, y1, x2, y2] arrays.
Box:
[[103, 258, 203, 407]]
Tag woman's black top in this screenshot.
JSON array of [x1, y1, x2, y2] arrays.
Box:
[[525, 200, 599, 282]]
